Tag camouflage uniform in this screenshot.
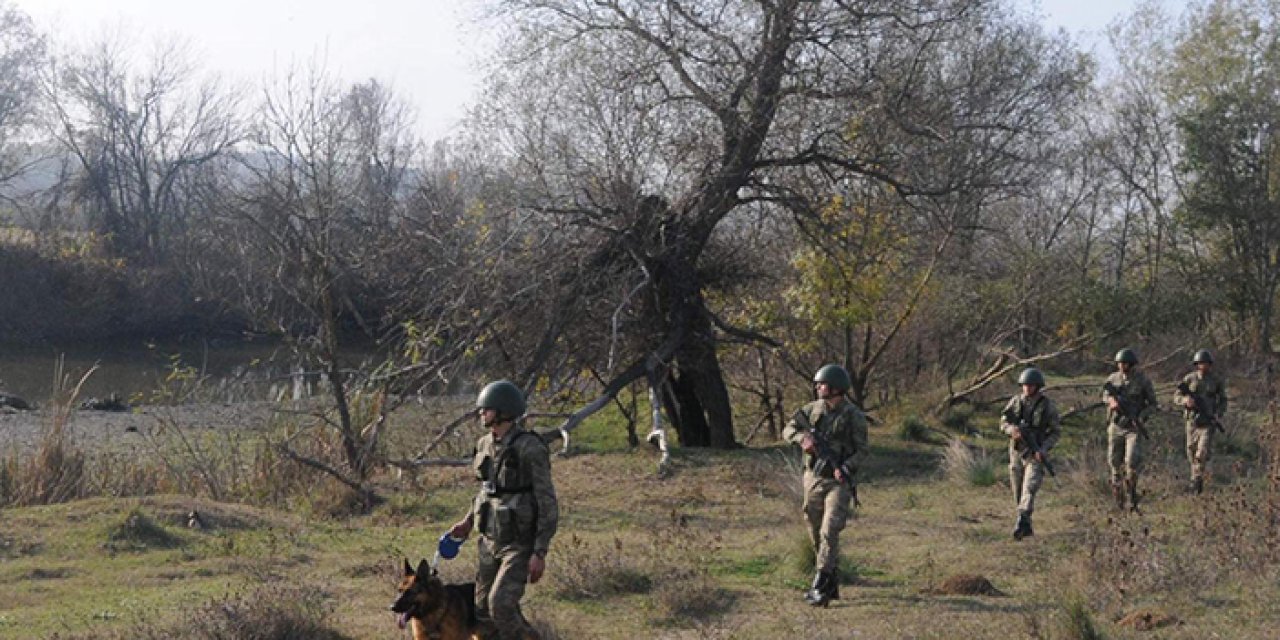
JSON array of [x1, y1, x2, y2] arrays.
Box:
[[783, 397, 868, 576], [1173, 369, 1228, 487], [999, 392, 1061, 520], [1101, 370, 1157, 487], [471, 426, 558, 639]]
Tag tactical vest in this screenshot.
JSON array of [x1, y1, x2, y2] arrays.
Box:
[[480, 429, 541, 496]]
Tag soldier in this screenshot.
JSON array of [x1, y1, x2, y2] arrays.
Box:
[[782, 364, 868, 607], [449, 380, 558, 639], [1173, 350, 1228, 494], [999, 367, 1061, 540], [1101, 348, 1158, 511]]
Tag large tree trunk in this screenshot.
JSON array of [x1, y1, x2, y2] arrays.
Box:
[[673, 309, 736, 448], [648, 246, 737, 449]]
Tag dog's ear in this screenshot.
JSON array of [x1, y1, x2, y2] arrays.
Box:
[[416, 559, 431, 577], [403, 558, 414, 576]]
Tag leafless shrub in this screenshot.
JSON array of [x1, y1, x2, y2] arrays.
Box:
[[550, 534, 652, 600], [651, 571, 734, 621], [75, 583, 347, 640]]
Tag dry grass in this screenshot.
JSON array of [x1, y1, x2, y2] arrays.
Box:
[[74, 583, 349, 640], [550, 534, 653, 600], [0, 361, 94, 507], [2, 382, 1279, 638], [941, 436, 999, 487]]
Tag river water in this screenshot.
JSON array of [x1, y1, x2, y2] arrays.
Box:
[[0, 336, 375, 406]]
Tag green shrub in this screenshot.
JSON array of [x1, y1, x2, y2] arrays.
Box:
[[897, 415, 932, 442], [104, 508, 182, 552], [941, 405, 975, 433]]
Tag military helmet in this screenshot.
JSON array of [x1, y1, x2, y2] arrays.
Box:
[[813, 364, 852, 392], [1017, 367, 1046, 387], [1193, 349, 1215, 364], [476, 380, 526, 420], [1114, 348, 1139, 364]]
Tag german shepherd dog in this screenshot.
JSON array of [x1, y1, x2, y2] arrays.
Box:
[[392, 559, 479, 640]]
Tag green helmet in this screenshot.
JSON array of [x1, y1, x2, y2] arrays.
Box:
[[1115, 348, 1139, 364], [1017, 367, 1046, 387], [1193, 349, 1215, 364], [476, 380, 526, 420], [813, 364, 852, 392]]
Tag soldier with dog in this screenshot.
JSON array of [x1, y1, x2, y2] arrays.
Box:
[[449, 380, 558, 640]]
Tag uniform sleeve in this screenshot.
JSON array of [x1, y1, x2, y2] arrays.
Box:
[[999, 396, 1020, 437], [846, 409, 869, 470], [782, 405, 812, 445], [1215, 377, 1228, 417], [525, 440, 559, 555], [1042, 397, 1062, 450], [1138, 377, 1158, 421], [469, 443, 487, 520]]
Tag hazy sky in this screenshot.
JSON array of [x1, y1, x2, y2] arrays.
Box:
[[11, 0, 1182, 143]]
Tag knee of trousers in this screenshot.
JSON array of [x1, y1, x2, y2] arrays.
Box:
[[490, 594, 525, 626]]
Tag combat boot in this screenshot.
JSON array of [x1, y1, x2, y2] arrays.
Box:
[[805, 571, 834, 607], [1126, 478, 1140, 512], [1012, 512, 1033, 540], [1111, 481, 1125, 510]]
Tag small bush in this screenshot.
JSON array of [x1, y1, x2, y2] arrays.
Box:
[[652, 573, 734, 620], [941, 405, 975, 433], [897, 415, 932, 442], [941, 438, 999, 487], [1062, 596, 1105, 640], [104, 508, 182, 552]]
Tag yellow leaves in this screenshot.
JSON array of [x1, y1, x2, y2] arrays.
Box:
[[786, 194, 917, 332], [1055, 321, 1078, 342], [400, 320, 423, 363]]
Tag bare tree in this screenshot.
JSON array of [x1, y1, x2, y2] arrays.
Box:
[[41, 35, 240, 262], [472, 0, 1090, 445], [0, 1, 45, 204]]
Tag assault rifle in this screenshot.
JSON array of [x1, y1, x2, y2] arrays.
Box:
[[1012, 420, 1056, 477], [811, 429, 861, 507], [1102, 381, 1151, 440], [793, 409, 861, 507], [1176, 381, 1226, 434]]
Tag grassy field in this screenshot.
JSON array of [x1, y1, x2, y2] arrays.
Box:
[[0, 383, 1277, 639]]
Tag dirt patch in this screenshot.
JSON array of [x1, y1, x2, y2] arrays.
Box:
[[922, 574, 1005, 596], [1117, 608, 1180, 631]]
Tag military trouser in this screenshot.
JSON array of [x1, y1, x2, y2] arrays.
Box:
[[1186, 422, 1215, 482], [1008, 445, 1045, 515], [802, 470, 852, 574], [1107, 424, 1142, 483], [476, 535, 538, 640]]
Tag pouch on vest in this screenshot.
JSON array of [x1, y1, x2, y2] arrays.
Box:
[[491, 504, 515, 545], [477, 501, 491, 535]]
